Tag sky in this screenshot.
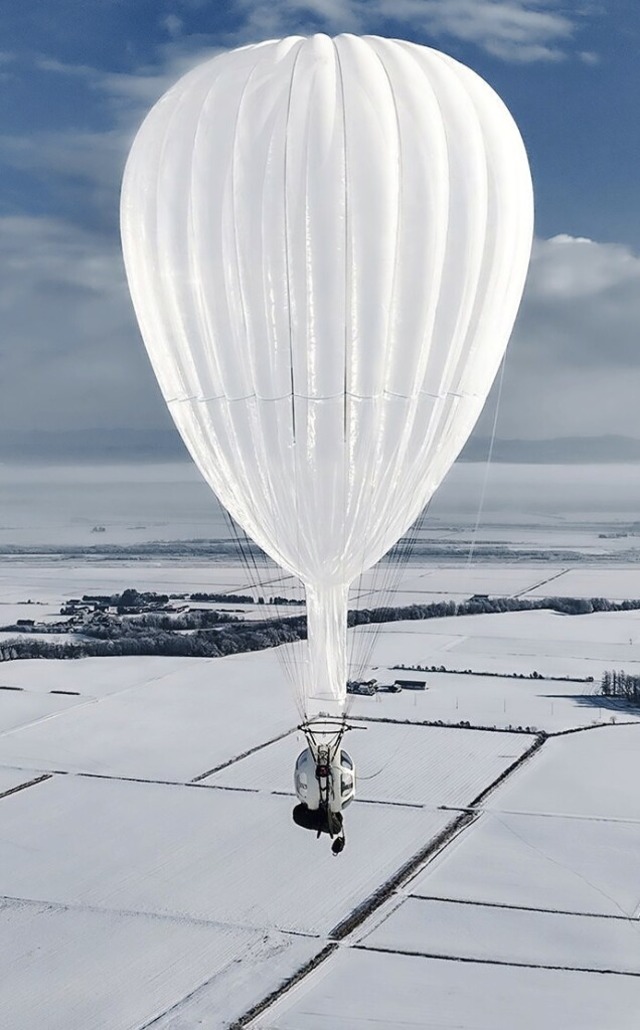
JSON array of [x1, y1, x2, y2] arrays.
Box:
[[1, 0, 639, 452]]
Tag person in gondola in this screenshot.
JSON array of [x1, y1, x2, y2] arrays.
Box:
[[292, 803, 346, 854]]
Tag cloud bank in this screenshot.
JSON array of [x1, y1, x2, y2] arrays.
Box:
[[234, 0, 588, 63], [486, 235, 640, 440], [0, 216, 163, 432]]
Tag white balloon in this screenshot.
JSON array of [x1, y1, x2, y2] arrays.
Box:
[[121, 34, 533, 708]]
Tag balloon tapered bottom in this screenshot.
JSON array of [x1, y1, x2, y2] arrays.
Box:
[[303, 583, 349, 708]]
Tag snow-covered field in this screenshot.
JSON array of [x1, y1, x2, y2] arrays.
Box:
[[2, 899, 319, 1030], [0, 654, 190, 696], [259, 722, 640, 1030], [408, 726, 640, 920], [0, 641, 532, 1027], [0, 601, 62, 623], [0, 562, 288, 604], [360, 895, 640, 972], [2, 545, 640, 1027], [347, 608, 640, 731], [411, 810, 640, 918], [0, 687, 85, 734], [351, 667, 612, 732], [526, 567, 640, 599], [0, 776, 455, 935], [256, 949, 640, 1030], [482, 723, 640, 821], [0, 652, 295, 779], [6, 559, 640, 610]]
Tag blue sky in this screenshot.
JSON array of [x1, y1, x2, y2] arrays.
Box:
[[1, 0, 639, 446]]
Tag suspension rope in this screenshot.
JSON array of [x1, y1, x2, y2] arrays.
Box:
[[466, 353, 507, 567]]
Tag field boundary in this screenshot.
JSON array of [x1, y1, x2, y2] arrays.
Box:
[[354, 943, 640, 978], [230, 731, 547, 1028]]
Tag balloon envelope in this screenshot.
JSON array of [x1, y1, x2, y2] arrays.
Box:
[[121, 34, 533, 708]]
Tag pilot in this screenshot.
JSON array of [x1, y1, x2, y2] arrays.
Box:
[[292, 803, 346, 854]]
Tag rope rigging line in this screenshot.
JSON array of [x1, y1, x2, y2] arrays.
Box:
[[466, 352, 507, 568], [347, 500, 433, 688], [221, 508, 306, 715], [356, 723, 416, 781]]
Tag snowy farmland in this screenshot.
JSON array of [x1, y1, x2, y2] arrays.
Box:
[[256, 949, 640, 1030], [257, 723, 640, 1030], [0, 641, 541, 1029], [7, 557, 640, 609], [1, 557, 640, 1027]]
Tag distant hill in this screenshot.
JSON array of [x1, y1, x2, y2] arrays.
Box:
[[3, 430, 640, 465], [459, 435, 640, 464]]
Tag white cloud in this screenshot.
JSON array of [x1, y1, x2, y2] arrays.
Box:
[[484, 235, 640, 439], [534, 235, 640, 306], [95, 43, 223, 109], [162, 14, 184, 39], [234, 0, 360, 39], [0, 129, 126, 221], [233, 0, 590, 62], [0, 216, 161, 432], [34, 56, 98, 77], [0, 46, 224, 230], [519, 235, 640, 363], [372, 0, 575, 62]]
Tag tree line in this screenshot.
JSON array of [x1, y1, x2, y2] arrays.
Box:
[[0, 621, 303, 661], [2, 593, 640, 663], [349, 595, 640, 624], [394, 663, 593, 684], [600, 670, 640, 705]]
